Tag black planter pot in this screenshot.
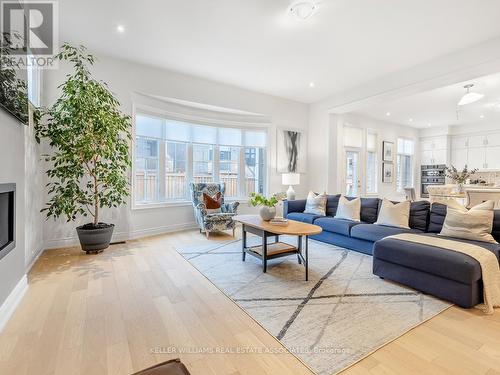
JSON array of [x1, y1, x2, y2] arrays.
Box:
[[76, 223, 115, 253]]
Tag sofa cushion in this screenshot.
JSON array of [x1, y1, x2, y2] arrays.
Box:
[[287, 212, 321, 224], [439, 201, 498, 244], [430, 203, 500, 242], [335, 196, 361, 221], [375, 199, 411, 228], [493, 210, 500, 243], [350, 223, 417, 243], [428, 203, 447, 233], [314, 217, 362, 236], [304, 191, 327, 216], [360, 197, 381, 223], [409, 200, 430, 231], [373, 233, 500, 284], [325, 194, 341, 216]]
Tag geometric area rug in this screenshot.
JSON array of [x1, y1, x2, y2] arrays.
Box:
[[176, 235, 452, 375]]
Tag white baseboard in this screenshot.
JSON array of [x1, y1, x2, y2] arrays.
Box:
[[25, 246, 45, 273], [44, 230, 129, 250], [0, 275, 28, 333], [128, 222, 197, 239], [43, 222, 198, 249]]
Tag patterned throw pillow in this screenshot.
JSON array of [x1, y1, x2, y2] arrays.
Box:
[[375, 199, 411, 229], [203, 192, 222, 214], [439, 200, 498, 244], [334, 196, 361, 222], [304, 191, 327, 216]]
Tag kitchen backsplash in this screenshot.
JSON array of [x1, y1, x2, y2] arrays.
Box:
[[470, 171, 500, 186]]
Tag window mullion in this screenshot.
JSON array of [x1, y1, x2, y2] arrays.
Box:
[[186, 143, 193, 200], [239, 146, 245, 197], [214, 145, 220, 183], [158, 141, 166, 201]]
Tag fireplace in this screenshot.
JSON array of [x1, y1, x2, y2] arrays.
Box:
[[0, 183, 15, 260]]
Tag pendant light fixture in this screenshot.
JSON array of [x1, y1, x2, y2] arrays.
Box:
[[457, 84, 484, 106]]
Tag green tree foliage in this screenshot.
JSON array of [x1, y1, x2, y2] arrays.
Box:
[[36, 44, 131, 226], [0, 32, 29, 124]]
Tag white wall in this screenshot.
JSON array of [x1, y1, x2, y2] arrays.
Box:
[[24, 110, 45, 268], [42, 54, 309, 247], [307, 111, 419, 200], [0, 95, 45, 320], [0, 111, 27, 307]]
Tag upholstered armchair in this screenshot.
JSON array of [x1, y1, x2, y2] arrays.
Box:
[[189, 182, 239, 238]]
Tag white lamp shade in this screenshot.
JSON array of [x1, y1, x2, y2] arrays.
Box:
[[282, 173, 300, 186]]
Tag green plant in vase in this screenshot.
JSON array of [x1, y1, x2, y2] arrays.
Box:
[[444, 165, 478, 193], [249, 192, 285, 221], [35, 43, 131, 253]]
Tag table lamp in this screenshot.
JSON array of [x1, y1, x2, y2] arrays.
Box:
[[282, 173, 300, 201]]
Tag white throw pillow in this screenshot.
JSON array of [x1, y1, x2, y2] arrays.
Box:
[[375, 199, 410, 229], [334, 196, 361, 222], [304, 191, 327, 216], [439, 200, 498, 244]]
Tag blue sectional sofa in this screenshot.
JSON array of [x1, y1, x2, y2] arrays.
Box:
[[284, 195, 500, 308], [284, 195, 430, 255]]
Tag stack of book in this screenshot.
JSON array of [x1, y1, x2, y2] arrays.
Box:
[[269, 217, 288, 226]]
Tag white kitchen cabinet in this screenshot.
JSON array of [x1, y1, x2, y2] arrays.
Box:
[[421, 139, 433, 151], [419, 135, 448, 165], [486, 133, 500, 147], [468, 135, 487, 148], [420, 135, 448, 165], [485, 145, 500, 170], [432, 136, 448, 150], [421, 150, 433, 165], [432, 148, 448, 165], [467, 146, 486, 170], [451, 147, 468, 170], [451, 135, 468, 150]]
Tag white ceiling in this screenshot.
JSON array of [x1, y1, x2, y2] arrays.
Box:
[[59, 0, 500, 103], [356, 71, 500, 128]]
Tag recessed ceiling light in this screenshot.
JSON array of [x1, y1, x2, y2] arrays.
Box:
[[480, 114, 485, 119], [289, 1, 318, 20], [309, 82, 315, 88], [427, 123, 432, 127], [409, 118, 413, 122], [116, 25, 125, 33], [386, 112, 391, 116]]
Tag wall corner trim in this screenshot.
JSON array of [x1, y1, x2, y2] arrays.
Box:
[[0, 274, 28, 333]]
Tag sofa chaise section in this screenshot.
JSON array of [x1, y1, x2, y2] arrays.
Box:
[[373, 234, 500, 307]]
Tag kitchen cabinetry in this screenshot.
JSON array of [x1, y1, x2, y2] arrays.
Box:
[[450, 131, 500, 170], [419, 135, 448, 165]]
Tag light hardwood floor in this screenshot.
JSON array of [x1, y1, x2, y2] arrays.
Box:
[[0, 229, 499, 375]]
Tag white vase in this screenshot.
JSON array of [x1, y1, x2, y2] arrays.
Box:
[[259, 206, 276, 221]]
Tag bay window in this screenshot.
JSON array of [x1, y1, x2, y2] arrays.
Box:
[[134, 113, 267, 205]]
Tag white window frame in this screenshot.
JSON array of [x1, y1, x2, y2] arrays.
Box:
[[131, 106, 269, 209], [396, 137, 415, 192], [365, 130, 378, 196]]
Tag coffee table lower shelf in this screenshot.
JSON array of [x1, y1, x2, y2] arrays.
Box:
[[241, 224, 310, 281]]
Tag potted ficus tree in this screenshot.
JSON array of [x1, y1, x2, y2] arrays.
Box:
[[36, 43, 131, 253]]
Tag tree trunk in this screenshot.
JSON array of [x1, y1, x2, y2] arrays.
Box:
[[93, 173, 99, 226]]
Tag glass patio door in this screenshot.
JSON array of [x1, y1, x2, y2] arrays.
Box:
[[345, 150, 361, 197]]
